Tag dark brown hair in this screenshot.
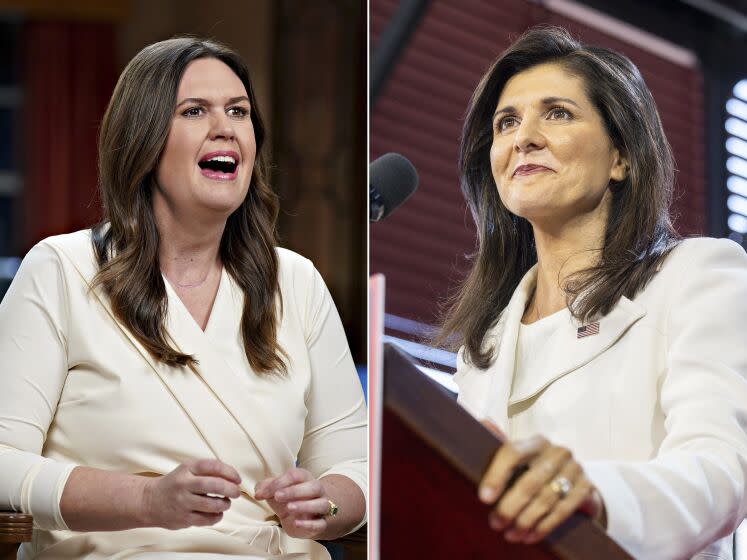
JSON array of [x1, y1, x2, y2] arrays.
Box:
[[438, 26, 680, 368], [92, 36, 286, 374]]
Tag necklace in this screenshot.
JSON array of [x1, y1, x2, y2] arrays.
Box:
[[166, 266, 213, 289]]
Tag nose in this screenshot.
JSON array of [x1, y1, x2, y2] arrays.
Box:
[[513, 115, 545, 153], [208, 110, 236, 141]]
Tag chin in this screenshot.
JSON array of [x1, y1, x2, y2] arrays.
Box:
[[502, 194, 551, 218], [195, 184, 249, 211], [193, 193, 243, 216]]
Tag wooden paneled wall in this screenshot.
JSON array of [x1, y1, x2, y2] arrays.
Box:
[[273, 0, 366, 361]]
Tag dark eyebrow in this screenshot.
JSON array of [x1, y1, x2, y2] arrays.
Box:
[[176, 96, 250, 108], [493, 96, 581, 120]]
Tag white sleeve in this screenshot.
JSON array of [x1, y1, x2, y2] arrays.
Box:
[[295, 263, 368, 531], [582, 239, 747, 559], [0, 242, 77, 530]]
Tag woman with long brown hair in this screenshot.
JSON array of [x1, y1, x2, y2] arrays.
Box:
[[0, 38, 365, 559], [439, 26, 747, 558]]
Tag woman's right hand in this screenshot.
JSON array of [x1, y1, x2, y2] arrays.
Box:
[[141, 458, 242, 529]]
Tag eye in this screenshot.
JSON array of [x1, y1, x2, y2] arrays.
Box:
[[227, 106, 249, 118], [496, 115, 519, 133], [547, 107, 572, 120], [182, 106, 204, 118]]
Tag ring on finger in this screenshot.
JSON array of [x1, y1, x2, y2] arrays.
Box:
[[549, 476, 572, 499], [325, 500, 339, 518]]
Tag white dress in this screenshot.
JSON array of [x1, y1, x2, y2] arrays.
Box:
[[0, 229, 367, 559]]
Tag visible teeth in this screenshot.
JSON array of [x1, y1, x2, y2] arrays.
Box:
[[204, 155, 236, 164]]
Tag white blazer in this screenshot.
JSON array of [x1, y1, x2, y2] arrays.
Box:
[[0, 230, 367, 559], [454, 237, 747, 560]]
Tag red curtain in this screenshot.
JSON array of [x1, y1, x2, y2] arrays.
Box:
[[21, 21, 117, 252]]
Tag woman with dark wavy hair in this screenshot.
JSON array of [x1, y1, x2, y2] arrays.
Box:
[[439, 26, 747, 558], [0, 37, 365, 559]]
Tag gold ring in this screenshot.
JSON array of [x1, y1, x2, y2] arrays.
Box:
[[326, 500, 339, 517], [549, 476, 572, 499]]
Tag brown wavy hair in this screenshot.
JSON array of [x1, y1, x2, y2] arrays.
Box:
[[437, 26, 680, 368], [92, 36, 286, 374]]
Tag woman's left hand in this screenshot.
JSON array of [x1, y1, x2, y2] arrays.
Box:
[[255, 467, 333, 539], [478, 429, 605, 545]]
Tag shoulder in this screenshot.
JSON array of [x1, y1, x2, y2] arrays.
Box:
[[638, 236, 747, 323], [18, 229, 94, 275], [275, 246, 327, 303], [661, 236, 746, 270], [35, 229, 95, 265], [37, 229, 93, 252], [274, 248, 336, 341], [275, 247, 317, 293], [34, 229, 101, 283], [2, 231, 95, 317], [276, 246, 314, 276], [653, 236, 747, 285]]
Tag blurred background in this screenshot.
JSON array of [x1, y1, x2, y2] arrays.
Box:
[[0, 0, 366, 366], [371, 0, 747, 344]]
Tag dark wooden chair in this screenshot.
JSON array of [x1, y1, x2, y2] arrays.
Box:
[[0, 512, 32, 560], [0, 512, 365, 559]]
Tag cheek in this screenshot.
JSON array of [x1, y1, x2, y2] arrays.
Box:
[[489, 139, 512, 194], [559, 129, 615, 185], [240, 126, 258, 168], [161, 125, 197, 175], [576, 150, 614, 192], [489, 141, 505, 178]]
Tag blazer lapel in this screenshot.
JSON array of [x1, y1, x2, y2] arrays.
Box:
[[507, 297, 646, 406], [479, 265, 647, 425], [481, 267, 538, 431]]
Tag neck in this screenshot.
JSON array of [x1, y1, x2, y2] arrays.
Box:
[[526, 202, 608, 321], [153, 194, 225, 287]]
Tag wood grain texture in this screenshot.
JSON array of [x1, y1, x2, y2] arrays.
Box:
[[0, 511, 31, 559]]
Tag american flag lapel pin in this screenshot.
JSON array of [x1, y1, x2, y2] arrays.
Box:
[[577, 321, 600, 339]]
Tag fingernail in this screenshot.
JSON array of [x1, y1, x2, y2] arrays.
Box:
[[505, 529, 519, 542], [287, 502, 297, 511], [489, 516, 505, 531], [275, 491, 286, 500], [479, 486, 496, 503]]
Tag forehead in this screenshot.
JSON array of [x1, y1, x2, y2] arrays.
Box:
[[177, 58, 248, 99], [497, 63, 588, 107]]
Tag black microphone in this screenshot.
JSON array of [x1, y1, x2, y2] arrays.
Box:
[[369, 153, 418, 222]]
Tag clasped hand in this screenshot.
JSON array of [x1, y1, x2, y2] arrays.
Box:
[[142, 459, 242, 529], [479, 421, 604, 545], [141, 461, 331, 538], [255, 467, 332, 539]]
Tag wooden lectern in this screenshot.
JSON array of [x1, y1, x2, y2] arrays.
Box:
[[380, 343, 632, 559]]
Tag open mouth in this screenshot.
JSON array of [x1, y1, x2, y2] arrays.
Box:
[[198, 156, 238, 175]]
